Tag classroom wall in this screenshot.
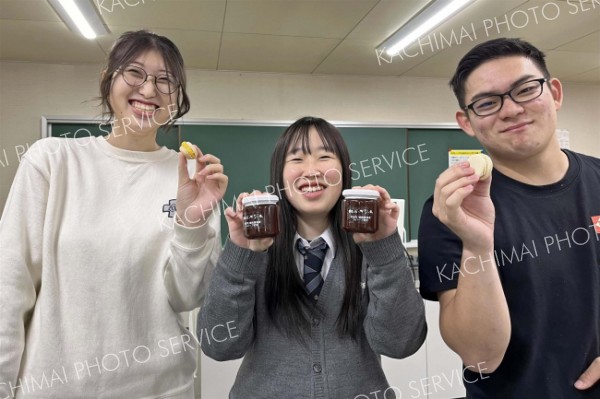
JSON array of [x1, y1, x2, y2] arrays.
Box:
[[1, 61, 599, 212]]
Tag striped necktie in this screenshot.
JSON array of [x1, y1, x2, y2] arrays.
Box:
[[296, 237, 329, 301]]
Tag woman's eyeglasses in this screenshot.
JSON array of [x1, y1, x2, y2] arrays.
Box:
[[118, 65, 179, 95]]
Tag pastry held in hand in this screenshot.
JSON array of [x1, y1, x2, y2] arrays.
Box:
[[468, 153, 493, 180], [180, 141, 197, 159]]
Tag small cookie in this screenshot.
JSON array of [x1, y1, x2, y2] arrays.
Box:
[[468, 153, 493, 180], [180, 141, 197, 159]]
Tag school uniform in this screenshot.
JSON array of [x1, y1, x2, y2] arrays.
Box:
[[199, 229, 426, 399]]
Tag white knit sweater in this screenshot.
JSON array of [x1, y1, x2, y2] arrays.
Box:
[[0, 136, 221, 399]]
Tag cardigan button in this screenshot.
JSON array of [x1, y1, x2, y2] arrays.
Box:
[[312, 318, 320, 326], [313, 363, 322, 373]]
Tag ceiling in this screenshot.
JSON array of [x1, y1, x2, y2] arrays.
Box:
[[0, 0, 599, 82]]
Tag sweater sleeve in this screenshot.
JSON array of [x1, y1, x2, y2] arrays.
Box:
[[163, 211, 222, 312], [0, 157, 47, 396], [359, 231, 427, 359], [197, 239, 268, 361]]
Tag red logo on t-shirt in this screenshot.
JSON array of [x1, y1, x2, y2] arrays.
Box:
[[592, 216, 600, 234]]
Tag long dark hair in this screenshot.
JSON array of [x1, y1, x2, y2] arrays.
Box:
[[265, 116, 364, 340], [99, 30, 190, 130]]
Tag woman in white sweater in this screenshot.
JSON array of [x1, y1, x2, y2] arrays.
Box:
[[0, 30, 227, 399]]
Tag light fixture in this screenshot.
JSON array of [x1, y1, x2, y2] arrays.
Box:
[[377, 0, 476, 56], [48, 0, 109, 39]]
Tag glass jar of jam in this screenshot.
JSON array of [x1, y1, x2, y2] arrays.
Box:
[[242, 194, 280, 239], [342, 189, 380, 233]]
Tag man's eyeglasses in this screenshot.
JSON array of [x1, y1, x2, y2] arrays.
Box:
[[464, 78, 549, 117], [118, 65, 179, 95]]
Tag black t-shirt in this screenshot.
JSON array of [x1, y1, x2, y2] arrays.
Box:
[[418, 150, 600, 398]]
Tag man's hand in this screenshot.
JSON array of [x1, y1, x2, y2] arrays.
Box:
[[575, 357, 600, 390]]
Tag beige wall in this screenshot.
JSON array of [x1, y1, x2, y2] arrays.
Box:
[[1, 61, 599, 212]]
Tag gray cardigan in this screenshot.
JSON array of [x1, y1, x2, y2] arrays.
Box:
[[198, 232, 427, 399]]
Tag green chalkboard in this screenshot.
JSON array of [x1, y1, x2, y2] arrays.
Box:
[[48, 121, 475, 244]]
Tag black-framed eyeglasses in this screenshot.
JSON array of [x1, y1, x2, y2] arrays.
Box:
[[118, 65, 180, 95], [464, 78, 549, 117]]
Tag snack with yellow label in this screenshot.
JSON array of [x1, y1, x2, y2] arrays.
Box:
[[468, 153, 493, 180], [180, 141, 197, 159]]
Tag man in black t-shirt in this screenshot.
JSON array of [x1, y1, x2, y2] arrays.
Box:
[[418, 38, 600, 398]]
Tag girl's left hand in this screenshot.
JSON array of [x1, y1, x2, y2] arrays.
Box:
[[176, 144, 228, 227], [352, 184, 399, 243]]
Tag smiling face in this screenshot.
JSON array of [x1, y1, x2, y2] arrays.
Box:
[[282, 127, 344, 223], [109, 50, 177, 135], [456, 56, 563, 163]]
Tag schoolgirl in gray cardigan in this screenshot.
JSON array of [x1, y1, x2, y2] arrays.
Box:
[[198, 117, 427, 399]]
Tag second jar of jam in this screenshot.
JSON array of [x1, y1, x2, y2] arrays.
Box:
[[242, 194, 280, 239], [341, 189, 380, 233]]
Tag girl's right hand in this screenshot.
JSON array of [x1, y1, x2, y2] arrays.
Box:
[[225, 191, 275, 252]]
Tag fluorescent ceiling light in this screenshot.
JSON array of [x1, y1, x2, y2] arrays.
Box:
[[48, 0, 109, 39], [378, 0, 476, 56]]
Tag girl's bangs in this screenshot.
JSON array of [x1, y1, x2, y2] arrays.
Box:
[[286, 123, 337, 155]]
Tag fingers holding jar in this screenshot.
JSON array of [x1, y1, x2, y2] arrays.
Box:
[[226, 191, 279, 252], [343, 185, 399, 242]]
